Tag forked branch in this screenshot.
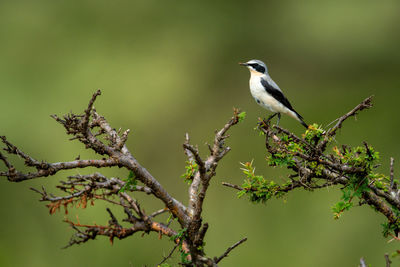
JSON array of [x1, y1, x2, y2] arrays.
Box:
[[0, 91, 246, 266], [224, 96, 400, 240]]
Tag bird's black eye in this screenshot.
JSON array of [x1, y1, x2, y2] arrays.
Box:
[[250, 63, 265, 73]]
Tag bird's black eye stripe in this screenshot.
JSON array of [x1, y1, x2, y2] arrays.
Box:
[[249, 63, 265, 73]]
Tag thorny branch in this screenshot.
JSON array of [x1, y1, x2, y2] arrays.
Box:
[[214, 237, 248, 264], [0, 91, 246, 266], [327, 96, 373, 137], [182, 108, 246, 265], [183, 109, 244, 259], [224, 95, 400, 242], [158, 241, 181, 266]]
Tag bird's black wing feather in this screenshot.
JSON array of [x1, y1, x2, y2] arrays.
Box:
[[260, 78, 294, 112], [260, 77, 308, 128]]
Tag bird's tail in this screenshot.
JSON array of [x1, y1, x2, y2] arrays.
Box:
[[290, 110, 309, 129], [299, 118, 309, 129]]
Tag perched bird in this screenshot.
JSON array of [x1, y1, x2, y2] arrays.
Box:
[[239, 59, 308, 128]]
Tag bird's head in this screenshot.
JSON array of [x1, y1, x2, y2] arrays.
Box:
[[239, 59, 268, 75]]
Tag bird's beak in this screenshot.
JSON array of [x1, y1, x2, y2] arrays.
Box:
[[239, 62, 248, 66]]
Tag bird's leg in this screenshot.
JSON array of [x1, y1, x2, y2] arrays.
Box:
[[276, 113, 281, 126], [265, 113, 280, 126], [260, 113, 278, 128], [266, 113, 278, 122]]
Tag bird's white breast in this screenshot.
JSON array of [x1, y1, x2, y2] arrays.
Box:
[[249, 75, 286, 113]]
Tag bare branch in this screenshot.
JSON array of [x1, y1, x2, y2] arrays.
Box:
[[91, 110, 130, 154], [132, 184, 153, 194], [187, 109, 242, 206], [117, 129, 130, 151], [30, 186, 88, 202], [385, 253, 392, 267], [150, 208, 169, 218], [215, 237, 247, 264], [1, 136, 47, 168], [183, 142, 206, 175], [181, 109, 245, 265], [3, 157, 118, 182], [2, 91, 247, 265], [362, 191, 398, 225], [221, 182, 243, 191], [106, 208, 122, 228], [158, 242, 180, 266], [187, 110, 243, 248], [390, 157, 395, 189], [327, 96, 373, 137], [64, 217, 181, 248], [317, 96, 373, 152], [0, 151, 14, 173], [82, 89, 101, 133], [119, 154, 190, 226]]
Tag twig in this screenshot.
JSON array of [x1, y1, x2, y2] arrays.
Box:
[[317, 96, 373, 152], [157, 242, 180, 266], [30, 186, 88, 201], [215, 237, 247, 263], [82, 89, 101, 132], [327, 96, 373, 137], [106, 208, 122, 228], [385, 253, 392, 267], [189, 110, 241, 220], [390, 157, 395, 189], [221, 182, 243, 191], [3, 157, 118, 182], [273, 125, 313, 149], [1, 91, 246, 265], [0, 151, 13, 170], [150, 208, 169, 218], [1, 136, 47, 168], [182, 109, 244, 265]]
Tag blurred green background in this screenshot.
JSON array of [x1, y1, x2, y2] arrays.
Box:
[[1, 1, 400, 266]]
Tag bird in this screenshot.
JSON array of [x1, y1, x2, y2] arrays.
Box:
[[239, 59, 308, 128]]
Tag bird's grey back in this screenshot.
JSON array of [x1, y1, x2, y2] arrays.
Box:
[[263, 74, 281, 91]]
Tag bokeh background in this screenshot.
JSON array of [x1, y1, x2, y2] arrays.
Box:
[[1, 1, 400, 266]]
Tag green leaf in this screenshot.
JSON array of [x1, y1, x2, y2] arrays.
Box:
[[181, 161, 198, 184], [237, 190, 246, 198], [238, 111, 246, 122], [166, 214, 174, 224], [332, 201, 353, 219], [239, 161, 286, 203], [170, 228, 187, 241], [341, 189, 352, 201], [119, 171, 137, 193]]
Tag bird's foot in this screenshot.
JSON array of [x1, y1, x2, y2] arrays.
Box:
[[258, 113, 281, 130], [257, 117, 268, 128]]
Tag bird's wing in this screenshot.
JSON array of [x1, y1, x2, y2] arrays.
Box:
[[260, 78, 295, 112]]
